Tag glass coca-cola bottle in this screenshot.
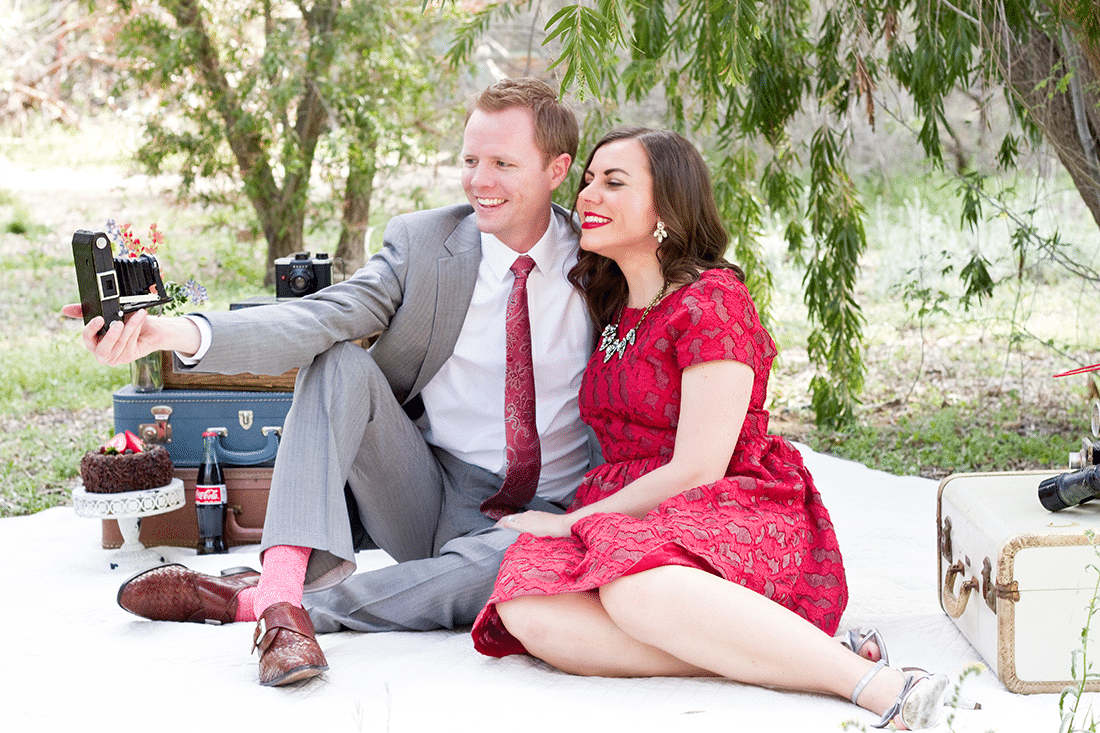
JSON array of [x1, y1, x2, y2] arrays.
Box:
[[195, 430, 228, 554]]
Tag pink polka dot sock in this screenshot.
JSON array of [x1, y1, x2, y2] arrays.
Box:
[[233, 544, 311, 622]]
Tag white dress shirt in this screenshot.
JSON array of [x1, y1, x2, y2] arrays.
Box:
[[419, 214, 593, 504]]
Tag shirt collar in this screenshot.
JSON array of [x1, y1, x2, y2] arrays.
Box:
[[480, 211, 571, 282]]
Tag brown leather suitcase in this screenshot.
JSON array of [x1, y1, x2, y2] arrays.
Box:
[[100, 466, 270, 549]]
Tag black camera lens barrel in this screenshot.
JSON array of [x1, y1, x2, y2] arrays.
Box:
[[287, 263, 316, 296], [1038, 465, 1100, 512]]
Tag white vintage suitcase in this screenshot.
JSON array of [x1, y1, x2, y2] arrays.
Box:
[[937, 470, 1100, 694]]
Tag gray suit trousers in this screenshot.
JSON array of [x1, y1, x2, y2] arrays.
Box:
[[260, 341, 567, 633]]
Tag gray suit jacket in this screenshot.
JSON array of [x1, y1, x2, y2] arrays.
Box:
[[190, 202, 583, 412]]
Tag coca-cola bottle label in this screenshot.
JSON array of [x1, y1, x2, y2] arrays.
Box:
[[195, 483, 227, 505]]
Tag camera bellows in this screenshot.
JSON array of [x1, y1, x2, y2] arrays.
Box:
[[71, 230, 172, 335], [116, 254, 170, 308]]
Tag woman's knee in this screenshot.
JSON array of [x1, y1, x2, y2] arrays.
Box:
[[496, 596, 558, 650], [599, 567, 690, 636]]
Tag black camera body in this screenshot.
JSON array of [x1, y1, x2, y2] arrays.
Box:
[[71, 229, 172, 335], [274, 251, 333, 300]]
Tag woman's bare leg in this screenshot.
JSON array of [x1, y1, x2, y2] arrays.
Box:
[[597, 566, 906, 716], [496, 591, 709, 677], [497, 566, 907, 719]]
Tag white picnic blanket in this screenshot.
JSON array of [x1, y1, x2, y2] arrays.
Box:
[[0, 444, 1075, 732]]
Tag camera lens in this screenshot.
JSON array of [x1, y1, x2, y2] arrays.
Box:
[[1038, 465, 1100, 511], [287, 264, 315, 296]]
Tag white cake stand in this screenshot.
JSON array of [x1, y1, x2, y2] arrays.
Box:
[[73, 478, 186, 571]]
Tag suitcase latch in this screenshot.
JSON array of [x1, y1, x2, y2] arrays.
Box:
[[139, 405, 173, 446], [981, 558, 997, 612], [981, 557, 1020, 613], [939, 516, 952, 559]]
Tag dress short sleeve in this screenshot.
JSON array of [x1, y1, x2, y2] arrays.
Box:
[[671, 270, 776, 374]]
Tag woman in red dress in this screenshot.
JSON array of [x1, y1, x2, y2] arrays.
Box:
[[470, 128, 951, 730]]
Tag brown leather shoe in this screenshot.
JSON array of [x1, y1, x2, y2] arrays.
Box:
[[252, 602, 328, 686], [117, 563, 259, 624]]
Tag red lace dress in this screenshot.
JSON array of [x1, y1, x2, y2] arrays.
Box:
[[471, 269, 848, 657]]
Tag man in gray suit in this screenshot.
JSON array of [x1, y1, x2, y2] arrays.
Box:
[[64, 78, 597, 686]]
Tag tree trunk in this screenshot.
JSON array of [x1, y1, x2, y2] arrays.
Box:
[[260, 204, 307, 284], [335, 138, 377, 274], [168, 0, 341, 285], [998, 16, 1100, 228], [258, 0, 340, 284]]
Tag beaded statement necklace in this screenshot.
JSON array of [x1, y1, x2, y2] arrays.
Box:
[[597, 282, 669, 363]]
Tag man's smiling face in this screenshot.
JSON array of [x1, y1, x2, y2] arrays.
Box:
[[460, 106, 566, 254]]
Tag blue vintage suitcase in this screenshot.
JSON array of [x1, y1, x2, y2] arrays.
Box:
[[112, 386, 292, 467]]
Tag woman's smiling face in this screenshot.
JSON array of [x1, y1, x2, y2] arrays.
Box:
[[576, 138, 659, 259]]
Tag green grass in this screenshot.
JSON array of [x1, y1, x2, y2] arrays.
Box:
[[806, 403, 1074, 480], [0, 109, 463, 517], [0, 133, 274, 515], [0, 308, 126, 515], [0, 412, 111, 516]]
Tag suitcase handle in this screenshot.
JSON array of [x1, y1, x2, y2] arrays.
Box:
[[227, 505, 264, 544], [206, 426, 281, 466], [942, 560, 978, 618]]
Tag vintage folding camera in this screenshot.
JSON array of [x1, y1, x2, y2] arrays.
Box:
[[274, 251, 334, 299], [71, 229, 172, 335]]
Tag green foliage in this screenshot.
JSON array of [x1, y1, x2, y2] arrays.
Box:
[[544, 4, 621, 92], [801, 124, 866, 429], [445, 0, 1100, 429], [446, 0, 524, 69], [1060, 530, 1100, 732], [959, 253, 995, 308], [711, 146, 773, 324], [957, 171, 985, 231], [109, 0, 455, 273]]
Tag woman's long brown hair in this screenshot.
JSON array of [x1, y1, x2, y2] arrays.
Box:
[[568, 127, 743, 328]]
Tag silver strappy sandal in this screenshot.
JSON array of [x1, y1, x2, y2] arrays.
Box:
[[841, 627, 890, 665], [850, 661, 950, 731]]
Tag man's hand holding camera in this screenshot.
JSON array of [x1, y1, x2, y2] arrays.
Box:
[[64, 228, 210, 366], [61, 304, 202, 366]]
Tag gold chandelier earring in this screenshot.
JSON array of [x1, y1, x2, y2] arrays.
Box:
[[653, 220, 668, 243]]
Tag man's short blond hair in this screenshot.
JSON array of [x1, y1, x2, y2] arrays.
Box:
[[466, 77, 579, 165]]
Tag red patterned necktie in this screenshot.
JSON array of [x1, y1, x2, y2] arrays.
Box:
[[481, 255, 541, 520]]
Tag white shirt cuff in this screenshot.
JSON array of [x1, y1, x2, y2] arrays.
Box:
[[177, 315, 212, 365]]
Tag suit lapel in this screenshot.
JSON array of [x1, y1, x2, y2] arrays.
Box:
[[407, 214, 482, 398]]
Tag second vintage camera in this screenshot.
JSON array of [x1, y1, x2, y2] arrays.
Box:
[[71, 229, 172, 335], [274, 251, 334, 299]]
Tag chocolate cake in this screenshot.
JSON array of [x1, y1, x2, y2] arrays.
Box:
[[80, 444, 174, 493]]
